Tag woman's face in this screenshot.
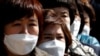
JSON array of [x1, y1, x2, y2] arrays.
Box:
[[53, 7, 70, 24], [4, 13, 39, 35], [45, 7, 70, 31], [42, 24, 65, 43], [53, 7, 70, 30], [38, 24, 66, 56]]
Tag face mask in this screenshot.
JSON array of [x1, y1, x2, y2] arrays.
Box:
[[71, 19, 81, 37], [38, 39, 65, 56], [81, 25, 90, 35], [4, 34, 38, 55]]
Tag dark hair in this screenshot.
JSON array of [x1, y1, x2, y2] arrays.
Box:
[[39, 0, 68, 9], [75, 0, 96, 34], [67, 0, 81, 25], [39, 0, 79, 25], [0, 0, 43, 55]]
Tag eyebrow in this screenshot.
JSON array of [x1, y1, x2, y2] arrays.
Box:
[[29, 19, 37, 22], [56, 33, 62, 36], [61, 11, 68, 15], [44, 33, 62, 36], [44, 33, 53, 36], [44, 32, 57, 37], [19, 18, 38, 22]]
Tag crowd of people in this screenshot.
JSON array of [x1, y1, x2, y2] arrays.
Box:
[[0, 0, 100, 56]]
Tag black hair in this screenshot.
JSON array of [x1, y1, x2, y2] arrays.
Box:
[[75, 0, 96, 34]]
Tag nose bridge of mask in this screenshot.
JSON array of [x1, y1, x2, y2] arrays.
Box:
[[52, 39, 59, 46], [51, 39, 65, 48], [39, 39, 66, 56], [39, 39, 65, 48]]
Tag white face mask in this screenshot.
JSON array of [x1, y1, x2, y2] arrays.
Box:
[[71, 19, 81, 37], [38, 39, 65, 56], [81, 25, 90, 35], [4, 34, 38, 55]]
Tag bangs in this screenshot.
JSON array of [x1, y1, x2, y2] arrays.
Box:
[[0, 0, 34, 25]]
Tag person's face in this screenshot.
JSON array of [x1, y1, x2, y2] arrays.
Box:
[[53, 7, 70, 24], [42, 24, 65, 43], [4, 13, 39, 35], [45, 7, 70, 31]]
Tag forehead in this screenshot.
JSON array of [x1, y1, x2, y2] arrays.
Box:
[[11, 13, 38, 22], [44, 24, 62, 33], [52, 7, 69, 14]]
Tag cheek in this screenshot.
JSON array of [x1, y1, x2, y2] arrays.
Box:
[[60, 38, 65, 43], [29, 26, 39, 35], [33, 26, 39, 35], [65, 17, 70, 24], [4, 27, 21, 35]]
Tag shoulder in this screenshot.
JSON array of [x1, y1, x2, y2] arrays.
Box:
[[69, 39, 97, 56], [35, 47, 52, 56]]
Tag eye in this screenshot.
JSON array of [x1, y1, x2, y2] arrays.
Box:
[[57, 36, 64, 40], [29, 23, 35, 26], [28, 22, 37, 26], [47, 12, 56, 18], [61, 15, 67, 17], [12, 23, 21, 26], [46, 15, 56, 19], [61, 14, 68, 17], [44, 36, 53, 41]]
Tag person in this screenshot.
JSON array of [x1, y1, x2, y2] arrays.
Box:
[[39, 0, 97, 56], [0, 0, 51, 56], [77, 11, 100, 46], [75, 0, 96, 34], [72, 0, 100, 55], [76, 6, 100, 55], [38, 7, 72, 56]]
